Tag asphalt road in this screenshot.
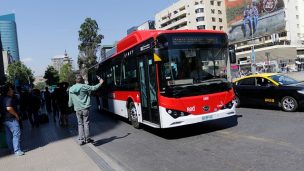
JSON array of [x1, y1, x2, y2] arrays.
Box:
[[88, 106, 304, 171]]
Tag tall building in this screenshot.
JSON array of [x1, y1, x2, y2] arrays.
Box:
[[225, 0, 304, 73], [155, 0, 227, 31], [0, 33, 5, 84], [0, 13, 20, 61], [51, 50, 73, 73]]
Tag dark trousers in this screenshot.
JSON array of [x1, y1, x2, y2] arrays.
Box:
[[28, 110, 39, 127]]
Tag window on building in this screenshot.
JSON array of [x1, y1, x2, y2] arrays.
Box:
[[211, 9, 215, 14], [296, 15, 299, 19], [219, 18, 223, 22], [195, 1, 199, 5], [197, 25, 206, 30], [217, 1, 221, 6], [218, 10, 222, 14], [212, 17, 216, 22], [195, 8, 204, 13], [219, 26, 223, 30], [196, 17, 205, 22], [179, 6, 186, 11], [210, 1, 214, 5], [213, 26, 216, 30]]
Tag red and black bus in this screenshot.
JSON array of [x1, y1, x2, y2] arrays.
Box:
[[97, 30, 236, 128]]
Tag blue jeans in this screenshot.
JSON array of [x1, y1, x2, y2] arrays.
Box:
[[243, 16, 252, 36], [3, 118, 22, 153]]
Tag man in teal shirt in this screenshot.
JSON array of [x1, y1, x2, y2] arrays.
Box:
[[68, 75, 104, 145]]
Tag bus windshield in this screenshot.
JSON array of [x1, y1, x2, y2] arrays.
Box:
[[157, 33, 228, 86]]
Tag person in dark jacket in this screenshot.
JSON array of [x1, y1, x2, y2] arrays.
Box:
[[57, 83, 69, 126], [44, 87, 52, 115], [1, 84, 25, 156], [51, 87, 59, 123], [28, 89, 41, 128]]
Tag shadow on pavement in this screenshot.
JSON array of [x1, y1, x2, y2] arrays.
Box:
[[0, 98, 118, 158], [93, 133, 131, 147], [143, 115, 238, 140]]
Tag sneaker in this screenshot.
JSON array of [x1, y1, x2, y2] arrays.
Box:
[[79, 141, 86, 146], [86, 138, 95, 143], [15, 151, 25, 156]]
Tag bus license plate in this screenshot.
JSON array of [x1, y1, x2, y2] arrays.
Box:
[[202, 115, 213, 121]]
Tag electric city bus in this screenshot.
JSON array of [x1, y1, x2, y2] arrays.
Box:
[[96, 30, 237, 128]]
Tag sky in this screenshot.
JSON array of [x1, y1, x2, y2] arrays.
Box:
[[0, 0, 177, 76]]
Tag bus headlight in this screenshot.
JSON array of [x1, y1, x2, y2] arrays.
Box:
[[220, 100, 234, 110], [166, 109, 189, 119]]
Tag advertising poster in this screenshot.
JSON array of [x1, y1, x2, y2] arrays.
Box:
[[225, 0, 286, 43]]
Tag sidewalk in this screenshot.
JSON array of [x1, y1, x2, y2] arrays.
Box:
[[285, 71, 304, 81], [0, 115, 101, 171]]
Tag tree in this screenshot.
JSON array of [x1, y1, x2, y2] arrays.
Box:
[[35, 82, 46, 90], [44, 66, 59, 86], [59, 63, 76, 85], [6, 61, 35, 87], [78, 17, 104, 81]]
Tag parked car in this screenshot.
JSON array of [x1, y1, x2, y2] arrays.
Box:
[[233, 73, 304, 112]]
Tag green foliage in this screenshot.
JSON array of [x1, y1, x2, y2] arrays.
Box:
[[78, 18, 104, 70], [59, 63, 76, 85], [44, 66, 59, 86], [6, 61, 35, 86], [35, 82, 46, 90]]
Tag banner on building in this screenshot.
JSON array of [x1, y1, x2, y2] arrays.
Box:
[[225, 0, 286, 43]]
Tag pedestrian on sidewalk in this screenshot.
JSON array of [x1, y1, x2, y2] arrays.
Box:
[[0, 84, 25, 156], [51, 87, 60, 123], [68, 75, 103, 145], [44, 87, 52, 116], [57, 82, 69, 127], [28, 89, 41, 128]]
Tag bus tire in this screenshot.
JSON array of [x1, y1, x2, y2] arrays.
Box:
[[234, 95, 241, 108], [128, 102, 140, 129]]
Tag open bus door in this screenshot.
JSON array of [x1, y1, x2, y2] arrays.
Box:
[[138, 53, 160, 127]]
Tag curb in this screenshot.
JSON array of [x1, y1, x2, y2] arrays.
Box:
[[82, 143, 128, 171]]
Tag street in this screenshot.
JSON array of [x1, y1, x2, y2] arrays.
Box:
[[88, 106, 304, 171]]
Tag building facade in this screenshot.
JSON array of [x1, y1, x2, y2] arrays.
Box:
[[155, 0, 227, 31], [0, 13, 20, 61], [51, 50, 73, 73], [0, 33, 5, 84], [225, 0, 304, 74]]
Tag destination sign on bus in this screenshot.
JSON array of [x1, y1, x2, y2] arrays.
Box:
[[172, 37, 220, 45]]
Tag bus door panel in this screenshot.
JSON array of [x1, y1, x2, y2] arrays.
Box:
[[138, 54, 160, 125]]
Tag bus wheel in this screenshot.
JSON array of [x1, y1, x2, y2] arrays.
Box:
[[234, 96, 241, 108], [281, 96, 298, 112], [128, 102, 140, 128]]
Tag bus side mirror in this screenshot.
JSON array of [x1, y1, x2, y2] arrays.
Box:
[[229, 45, 237, 64]]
